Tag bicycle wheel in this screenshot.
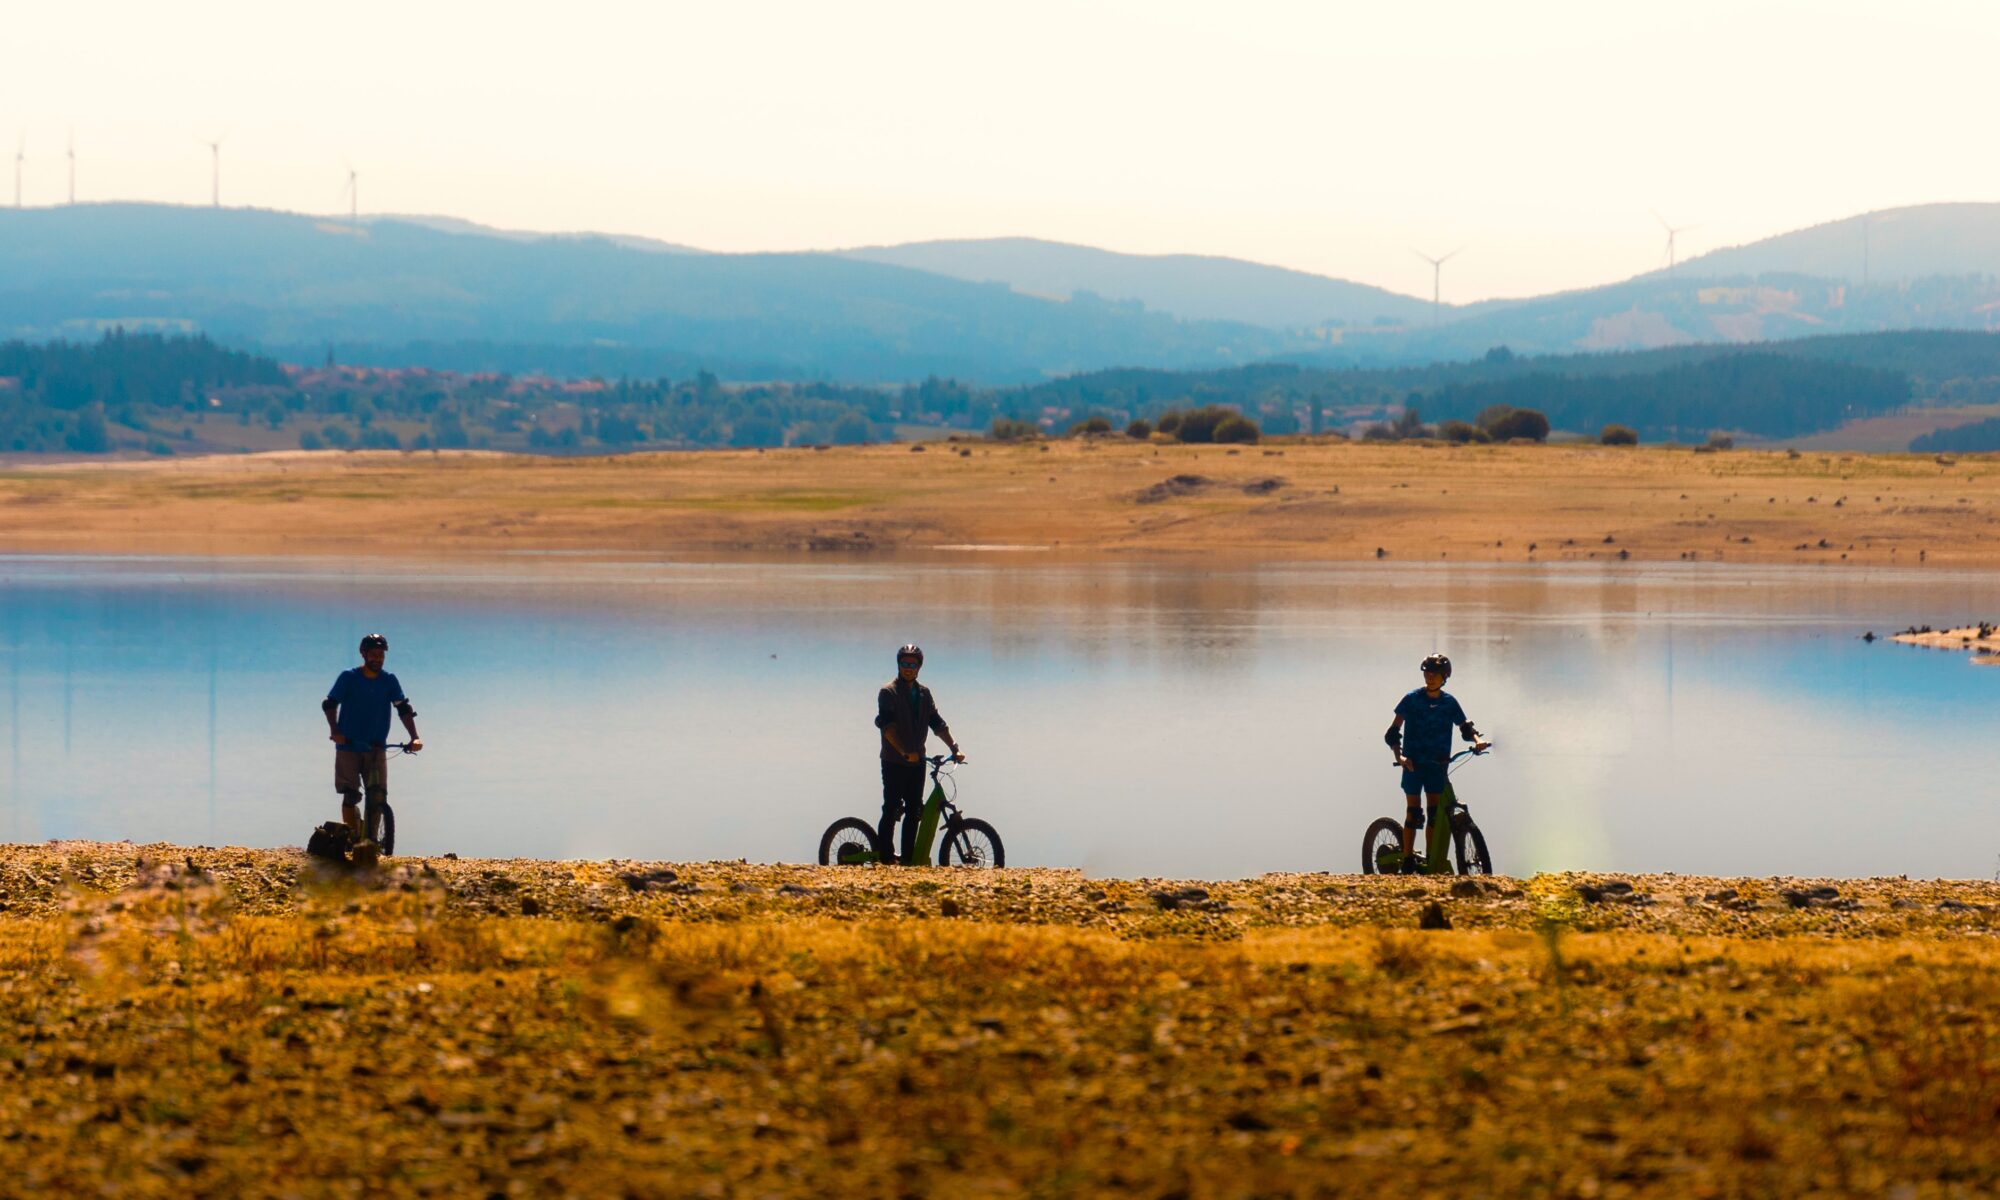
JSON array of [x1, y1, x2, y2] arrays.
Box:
[[818, 818, 881, 866], [937, 818, 1003, 868], [1452, 818, 1492, 875], [1362, 817, 1406, 875], [378, 803, 396, 857]]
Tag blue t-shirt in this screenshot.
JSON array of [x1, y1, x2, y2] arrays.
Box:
[[1395, 687, 1468, 763], [327, 668, 408, 752]]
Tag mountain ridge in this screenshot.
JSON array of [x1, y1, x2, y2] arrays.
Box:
[[0, 203, 1301, 383], [839, 236, 1433, 329]]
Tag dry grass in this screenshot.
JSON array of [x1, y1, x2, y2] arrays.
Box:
[[1, 843, 1996, 1196], [4, 439, 2000, 566]]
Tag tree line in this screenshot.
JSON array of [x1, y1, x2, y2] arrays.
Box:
[[0, 329, 1991, 454], [991, 342, 1931, 442], [1909, 418, 2000, 454]]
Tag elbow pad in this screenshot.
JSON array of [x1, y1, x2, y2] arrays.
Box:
[[394, 700, 417, 719], [1383, 724, 1402, 753], [321, 699, 340, 716]]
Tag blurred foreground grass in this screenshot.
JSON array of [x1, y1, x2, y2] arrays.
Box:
[[1, 844, 1995, 1197]]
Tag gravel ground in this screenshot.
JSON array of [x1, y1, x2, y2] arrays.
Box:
[[1, 842, 1996, 1197], [3, 841, 1995, 936]]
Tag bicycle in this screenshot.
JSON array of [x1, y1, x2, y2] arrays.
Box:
[[362, 741, 420, 857], [1361, 744, 1494, 875], [818, 754, 1006, 867]]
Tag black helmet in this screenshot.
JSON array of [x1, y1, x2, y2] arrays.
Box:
[[897, 643, 924, 666], [360, 633, 389, 653], [1420, 653, 1451, 678]]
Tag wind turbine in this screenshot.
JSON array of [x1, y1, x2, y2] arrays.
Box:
[[343, 163, 358, 224], [66, 128, 75, 204], [1412, 247, 1461, 325], [202, 134, 226, 207], [1654, 211, 1695, 273]]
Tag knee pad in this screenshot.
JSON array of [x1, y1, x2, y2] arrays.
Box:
[[339, 791, 362, 808], [1405, 805, 1425, 830]]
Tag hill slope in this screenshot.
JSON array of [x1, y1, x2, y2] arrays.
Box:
[[1678, 202, 2000, 282], [840, 236, 1433, 329], [0, 204, 1303, 383]]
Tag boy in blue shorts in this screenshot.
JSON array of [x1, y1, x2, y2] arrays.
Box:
[[1384, 653, 1487, 873], [322, 633, 422, 845]]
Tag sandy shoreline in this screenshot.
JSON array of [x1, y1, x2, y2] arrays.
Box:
[[2, 440, 1999, 568], [5, 840, 1995, 928], [1890, 622, 2000, 663]]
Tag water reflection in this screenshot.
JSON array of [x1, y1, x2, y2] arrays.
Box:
[[1, 555, 1995, 878]]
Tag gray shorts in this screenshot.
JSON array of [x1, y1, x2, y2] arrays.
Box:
[[334, 747, 388, 798]]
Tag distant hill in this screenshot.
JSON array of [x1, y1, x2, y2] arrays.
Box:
[[0, 204, 1305, 383], [1676, 202, 2000, 282], [840, 237, 1433, 329], [362, 214, 708, 255], [1278, 203, 2000, 366]]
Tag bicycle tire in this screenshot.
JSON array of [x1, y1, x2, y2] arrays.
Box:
[[1453, 819, 1492, 875], [378, 803, 396, 857], [937, 818, 1004, 868], [818, 817, 881, 866], [1361, 817, 1406, 875]]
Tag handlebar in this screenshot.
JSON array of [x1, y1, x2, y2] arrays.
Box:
[[1391, 742, 1494, 767], [926, 753, 967, 767]]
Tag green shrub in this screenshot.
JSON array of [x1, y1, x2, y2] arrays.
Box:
[[1125, 419, 1153, 439], [1171, 405, 1257, 444], [1600, 424, 1638, 446], [1068, 416, 1112, 436], [1437, 420, 1490, 444], [1212, 415, 1260, 444], [1479, 406, 1550, 442], [990, 417, 1040, 442], [298, 429, 325, 451], [1156, 410, 1185, 436], [1705, 433, 1735, 450]]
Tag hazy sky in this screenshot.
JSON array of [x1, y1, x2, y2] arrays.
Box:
[[8, 1, 1995, 302]]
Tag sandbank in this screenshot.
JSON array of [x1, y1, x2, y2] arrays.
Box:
[[1, 440, 1997, 568]]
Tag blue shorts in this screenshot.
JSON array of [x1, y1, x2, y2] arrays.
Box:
[[1401, 760, 1448, 798]]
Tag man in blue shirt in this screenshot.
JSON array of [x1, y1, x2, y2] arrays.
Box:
[[1384, 653, 1486, 873], [322, 633, 422, 845]]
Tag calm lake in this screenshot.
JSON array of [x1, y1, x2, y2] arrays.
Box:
[[2, 554, 1996, 879]]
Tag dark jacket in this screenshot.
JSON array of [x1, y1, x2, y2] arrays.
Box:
[[876, 680, 952, 763]]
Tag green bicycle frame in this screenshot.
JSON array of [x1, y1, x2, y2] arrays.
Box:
[[909, 779, 948, 863], [1425, 781, 1457, 874], [839, 777, 948, 865]]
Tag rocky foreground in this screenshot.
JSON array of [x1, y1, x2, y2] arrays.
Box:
[[1, 842, 1996, 1197]]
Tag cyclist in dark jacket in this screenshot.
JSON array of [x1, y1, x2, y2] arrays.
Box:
[[875, 643, 962, 864], [1384, 653, 1485, 872]]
